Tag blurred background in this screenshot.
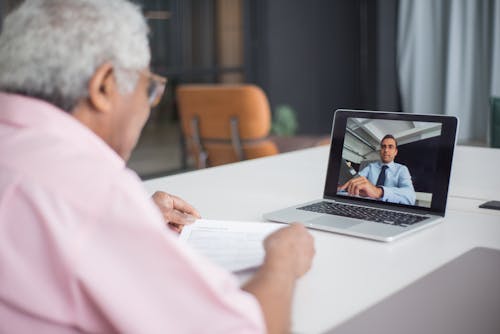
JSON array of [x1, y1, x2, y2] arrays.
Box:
[[1, 0, 499, 178]]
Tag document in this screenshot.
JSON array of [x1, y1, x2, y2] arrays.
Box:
[[180, 219, 285, 272]]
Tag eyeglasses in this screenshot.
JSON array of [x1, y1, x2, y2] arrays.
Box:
[[144, 71, 167, 108]]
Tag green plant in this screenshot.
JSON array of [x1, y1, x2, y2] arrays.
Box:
[[271, 105, 298, 136]]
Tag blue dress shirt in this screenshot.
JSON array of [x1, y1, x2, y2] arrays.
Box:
[[358, 161, 416, 205]]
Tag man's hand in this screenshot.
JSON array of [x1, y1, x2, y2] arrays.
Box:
[[263, 223, 315, 278], [242, 224, 315, 333], [338, 176, 383, 199], [152, 191, 201, 233]]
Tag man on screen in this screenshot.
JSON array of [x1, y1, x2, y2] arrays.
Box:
[[339, 134, 416, 205]]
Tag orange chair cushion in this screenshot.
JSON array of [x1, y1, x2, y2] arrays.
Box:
[[177, 84, 271, 140]]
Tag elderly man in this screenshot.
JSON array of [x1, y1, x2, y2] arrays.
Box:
[[339, 134, 416, 205], [0, 1, 314, 333]]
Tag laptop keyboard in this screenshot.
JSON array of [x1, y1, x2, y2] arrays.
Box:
[[298, 201, 427, 227]]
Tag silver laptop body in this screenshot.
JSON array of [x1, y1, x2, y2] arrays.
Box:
[[264, 110, 458, 242]]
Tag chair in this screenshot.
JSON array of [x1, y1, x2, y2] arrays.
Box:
[[177, 84, 279, 168]]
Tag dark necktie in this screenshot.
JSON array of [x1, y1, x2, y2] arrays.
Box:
[[376, 165, 388, 186]]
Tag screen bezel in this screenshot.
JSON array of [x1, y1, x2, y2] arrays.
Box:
[[323, 109, 458, 215]]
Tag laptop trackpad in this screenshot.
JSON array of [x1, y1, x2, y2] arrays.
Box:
[[308, 215, 362, 229]]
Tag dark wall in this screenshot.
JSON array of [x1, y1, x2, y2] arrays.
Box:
[[248, 0, 400, 135], [261, 0, 362, 134], [396, 136, 440, 193], [376, 0, 400, 111]]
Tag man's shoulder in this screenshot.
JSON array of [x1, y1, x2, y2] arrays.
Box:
[[392, 162, 411, 176], [1, 137, 134, 216], [393, 162, 408, 170], [0, 120, 153, 225], [366, 161, 382, 169]]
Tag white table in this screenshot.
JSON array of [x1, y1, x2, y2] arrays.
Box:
[[143, 145, 500, 334]]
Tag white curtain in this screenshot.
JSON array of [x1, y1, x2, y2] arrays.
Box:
[[398, 0, 500, 144]]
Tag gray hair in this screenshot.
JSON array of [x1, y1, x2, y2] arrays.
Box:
[[0, 0, 150, 112]]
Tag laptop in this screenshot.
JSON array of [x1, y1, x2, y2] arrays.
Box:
[[263, 109, 458, 242]]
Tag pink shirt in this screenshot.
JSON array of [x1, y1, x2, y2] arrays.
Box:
[[0, 93, 265, 333]]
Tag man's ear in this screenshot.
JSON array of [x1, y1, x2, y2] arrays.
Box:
[[88, 62, 117, 113]]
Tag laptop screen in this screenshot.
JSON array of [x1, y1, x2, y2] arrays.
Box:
[[324, 110, 458, 215]]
